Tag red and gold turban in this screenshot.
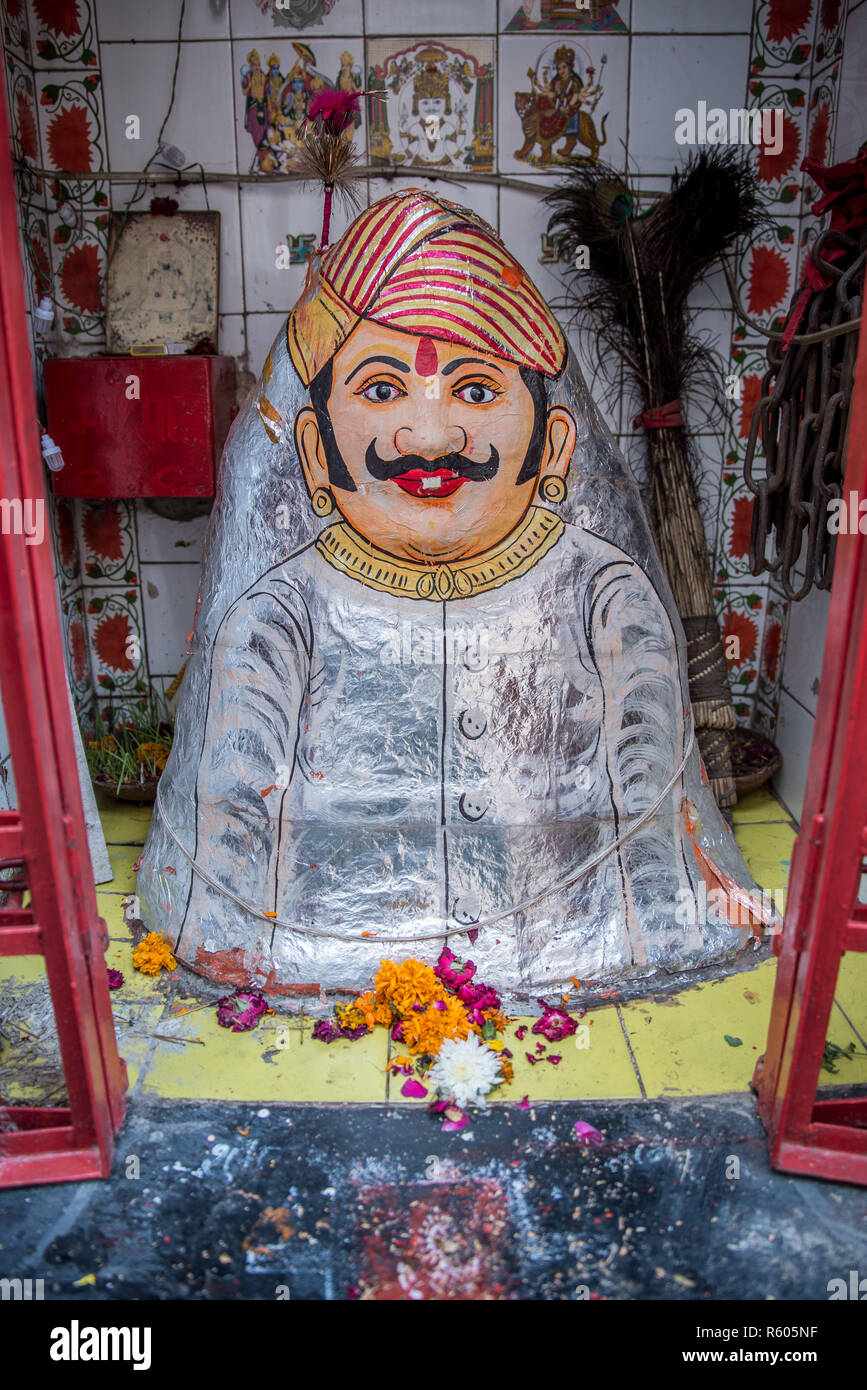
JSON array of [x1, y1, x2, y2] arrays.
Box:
[[286, 189, 566, 386]]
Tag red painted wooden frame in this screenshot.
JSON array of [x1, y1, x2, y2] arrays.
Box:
[[0, 93, 126, 1187], [754, 310, 867, 1185]]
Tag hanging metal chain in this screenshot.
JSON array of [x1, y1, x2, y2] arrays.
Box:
[[744, 225, 865, 601]]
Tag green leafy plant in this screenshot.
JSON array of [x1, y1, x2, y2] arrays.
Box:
[[83, 690, 173, 794]]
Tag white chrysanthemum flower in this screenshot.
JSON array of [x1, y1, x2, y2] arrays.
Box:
[[428, 1035, 503, 1111]]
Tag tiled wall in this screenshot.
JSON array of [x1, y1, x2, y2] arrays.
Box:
[[0, 0, 854, 776], [772, 0, 865, 820]]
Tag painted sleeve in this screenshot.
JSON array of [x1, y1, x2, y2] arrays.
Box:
[[585, 559, 690, 963], [192, 583, 312, 917]]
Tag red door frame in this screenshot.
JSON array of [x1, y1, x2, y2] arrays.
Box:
[[754, 310, 867, 1184], [0, 87, 126, 1186]]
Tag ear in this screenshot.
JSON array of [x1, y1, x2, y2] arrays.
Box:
[[294, 406, 329, 497], [539, 405, 577, 482]]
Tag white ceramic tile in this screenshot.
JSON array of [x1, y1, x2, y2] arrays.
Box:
[[834, 0, 867, 163], [231, 37, 365, 175], [140, 561, 202, 676], [95, 0, 230, 40], [631, 0, 753, 32], [498, 178, 620, 434], [240, 179, 353, 313], [101, 40, 237, 174], [780, 579, 831, 716], [773, 687, 817, 823], [135, 503, 212, 565], [245, 310, 287, 378], [366, 0, 496, 33], [228, 0, 363, 39], [218, 311, 246, 360], [497, 0, 633, 34], [498, 32, 629, 176], [628, 35, 752, 176]]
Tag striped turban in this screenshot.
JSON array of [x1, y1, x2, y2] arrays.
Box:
[[286, 189, 566, 387]]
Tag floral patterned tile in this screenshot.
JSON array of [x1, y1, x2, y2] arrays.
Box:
[[812, 0, 847, 72], [753, 684, 781, 737], [79, 499, 138, 582], [802, 65, 839, 198], [751, 0, 816, 74], [2, 0, 31, 62], [18, 200, 52, 312], [745, 73, 808, 210], [736, 221, 797, 339], [51, 492, 80, 587], [714, 580, 768, 722], [756, 584, 789, 716], [35, 67, 106, 202], [28, 0, 98, 69], [5, 54, 41, 166], [47, 209, 106, 345], [60, 585, 91, 702], [85, 585, 148, 699]]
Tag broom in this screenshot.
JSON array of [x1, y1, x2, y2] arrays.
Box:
[[546, 149, 765, 809]]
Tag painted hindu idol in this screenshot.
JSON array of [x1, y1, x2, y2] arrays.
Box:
[[137, 189, 775, 1001]]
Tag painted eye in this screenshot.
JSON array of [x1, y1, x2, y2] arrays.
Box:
[[455, 383, 497, 404], [360, 381, 403, 403]]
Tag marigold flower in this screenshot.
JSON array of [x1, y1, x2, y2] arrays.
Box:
[[132, 930, 177, 975], [374, 958, 443, 1015], [401, 993, 473, 1055]]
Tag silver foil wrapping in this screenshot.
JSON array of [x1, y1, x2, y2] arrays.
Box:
[[137, 319, 772, 1005]]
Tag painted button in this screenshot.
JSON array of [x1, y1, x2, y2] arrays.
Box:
[[459, 792, 488, 821], [462, 645, 488, 671], [458, 708, 487, 739], [452, 893, 481, 926]]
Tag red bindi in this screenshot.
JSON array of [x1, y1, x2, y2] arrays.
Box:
[[414, 336, 438, 378]]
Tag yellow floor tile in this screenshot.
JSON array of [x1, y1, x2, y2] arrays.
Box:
[[834, 953, 867, 1044], [739, 821, 797, 899], [619, 960, 778, 1097], [504, 1007, 640, 1101], [818, 1005, 867, 1087], [93, 790, 153, 845], [732, 787, 793, 825], [139, 1010, 390, 1102], [103, 843, 143, 895]]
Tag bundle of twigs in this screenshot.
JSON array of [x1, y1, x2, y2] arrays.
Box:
[[546, 150, 765, 808]]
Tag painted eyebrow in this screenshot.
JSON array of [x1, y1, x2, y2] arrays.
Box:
[[344, 355, 411, 384], [441, 357, 506, 378]]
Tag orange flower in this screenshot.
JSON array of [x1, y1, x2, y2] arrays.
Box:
[[136, 741, 171, 771], [401, 995, 473, 1055], [374, 958, 443, 1015], [500, 1057, 514, 1085], [132, 930, 177, 975]]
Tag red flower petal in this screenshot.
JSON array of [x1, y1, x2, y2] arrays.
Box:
[[763, 621, 782, 683], [807, 103, 831, 166], [722, 611, 759, 668], [46, 103, 93, 171], [401, 1077, 428, 1098], [738, 373, 764, 439], [728, 496, 755, 559], [15, 93, 38, 161], [34, 0, 82, 38], [764, 0, 813, 44], [747, 243, 790, 316], [93, 612, 134, 672], [60, 242, 102, 314], [83, 500, 123, 561], [756, 110, 800, 183], [517, 1095, 530, 1109]]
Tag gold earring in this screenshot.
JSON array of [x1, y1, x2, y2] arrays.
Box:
[[311, 486, 335, 517], [539, 474, 567, 505]]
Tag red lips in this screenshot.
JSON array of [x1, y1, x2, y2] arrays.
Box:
[[392, 467, 467, 499]]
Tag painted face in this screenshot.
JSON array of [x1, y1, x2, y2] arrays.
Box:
[[295, 320, 573, 565], [418, 97, 446, 119]]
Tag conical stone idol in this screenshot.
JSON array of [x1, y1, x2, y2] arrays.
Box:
[[137, 189, 775, 1003]]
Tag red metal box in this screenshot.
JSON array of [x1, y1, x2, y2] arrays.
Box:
[[44, 355, 236, 498]]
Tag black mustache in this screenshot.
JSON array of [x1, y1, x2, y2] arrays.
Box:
[[365, 441, 500, 483]]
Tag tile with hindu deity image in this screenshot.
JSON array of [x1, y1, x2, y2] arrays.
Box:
[[366, 39, 495, 175]]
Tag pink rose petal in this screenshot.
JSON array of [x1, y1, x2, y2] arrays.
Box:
[[517, 1095, 530, 1110], [574, 1120, 604, 1146], [401, 1077, 428, 1098], [441, 1113, 468, 1132]]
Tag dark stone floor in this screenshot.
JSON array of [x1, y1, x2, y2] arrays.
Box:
[[1, 1094, 865, 1301]]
